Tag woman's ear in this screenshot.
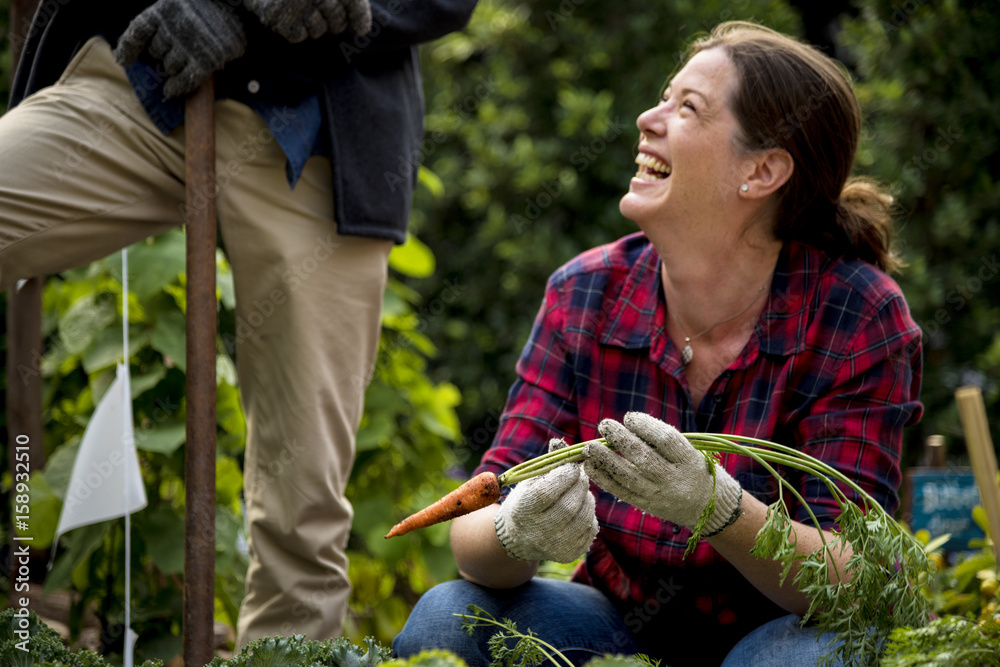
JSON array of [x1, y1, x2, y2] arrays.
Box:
[[741, 149, 794, 198]]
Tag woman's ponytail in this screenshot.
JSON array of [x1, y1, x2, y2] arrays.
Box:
[[835, 177, 901, 273]]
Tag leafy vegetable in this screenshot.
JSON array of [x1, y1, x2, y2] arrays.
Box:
[[207, 634, 391, 667], [880, 615, 1000, 666], [0, 608, 162, 667]]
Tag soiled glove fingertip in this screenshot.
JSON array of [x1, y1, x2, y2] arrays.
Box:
[[581, 443, 617, 481], [623, 411, 668, 433], [548, 437, 569, 452], [597, 417, 628, 442]]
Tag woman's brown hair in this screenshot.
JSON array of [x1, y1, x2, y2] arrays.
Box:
[[684, 21, 900, 273]]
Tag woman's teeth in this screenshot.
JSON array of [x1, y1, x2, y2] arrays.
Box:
[[634, 153, 671, 181]]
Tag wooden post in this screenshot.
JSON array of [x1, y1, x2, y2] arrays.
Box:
[[183, 77, 217, 667], [955, 386, 1000, 567]]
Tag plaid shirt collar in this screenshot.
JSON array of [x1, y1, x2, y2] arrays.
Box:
[[600, 237, 817, 364]]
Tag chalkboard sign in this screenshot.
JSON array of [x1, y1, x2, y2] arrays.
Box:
[[905, 467, 986, 552]]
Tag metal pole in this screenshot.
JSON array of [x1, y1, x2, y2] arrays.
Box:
[[183, 76, 217, 667]]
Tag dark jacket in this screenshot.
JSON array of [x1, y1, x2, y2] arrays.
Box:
[[10, 0, 478, 243]]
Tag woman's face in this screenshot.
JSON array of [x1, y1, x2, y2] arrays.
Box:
[[620, 47, 749, 230]]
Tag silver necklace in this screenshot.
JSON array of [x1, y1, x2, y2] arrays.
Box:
[[669, 283, 768, 365]]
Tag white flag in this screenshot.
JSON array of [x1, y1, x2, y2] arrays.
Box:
[[55, 362, 147, 541]]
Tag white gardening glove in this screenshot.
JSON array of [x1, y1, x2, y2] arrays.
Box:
[[494, 438, 599, 563], [583, 413, 744, 536]]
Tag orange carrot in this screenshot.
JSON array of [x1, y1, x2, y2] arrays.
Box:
[[385, 471, 501, 539]]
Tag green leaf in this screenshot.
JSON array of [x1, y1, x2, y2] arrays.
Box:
[[216, 456, 244, 509], [388, 233, 435, 278], [41, 440, 81, 501], [22, 472, 61, 549], [135, 421, 186, 455], [217, 249, 236, 310], [217, 380, 246, 440], [124, 229, 187, 300], [130, 362, 169, 398], [151, 308, 187, 371], [59, 292, 117, 355], [45, 521, 111, 593], [356, 418, 395, 453], [138, 504, 185, 575], [217, 353, 238, 386], [81, 326, 144, 374], [417, 165, 445, 198]]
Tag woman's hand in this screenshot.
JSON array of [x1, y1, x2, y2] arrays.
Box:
[[493, 439, 599, 563], [584, 412, 743, 535]]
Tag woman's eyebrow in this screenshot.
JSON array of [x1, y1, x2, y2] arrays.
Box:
[[664, 83, 710, 107], [679, 87, 710, 106]]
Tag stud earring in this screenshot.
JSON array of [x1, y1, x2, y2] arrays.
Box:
[[740, 184, 749, 193]]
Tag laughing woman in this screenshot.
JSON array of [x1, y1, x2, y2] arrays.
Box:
[[393, 21, 922, 667]]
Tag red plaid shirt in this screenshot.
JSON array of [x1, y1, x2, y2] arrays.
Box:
[[474, 232, 923, 664]]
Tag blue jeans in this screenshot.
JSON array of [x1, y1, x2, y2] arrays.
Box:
[[393, 578, 844, 667]]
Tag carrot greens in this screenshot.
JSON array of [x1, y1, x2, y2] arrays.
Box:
[[496, 433, 933, 667]]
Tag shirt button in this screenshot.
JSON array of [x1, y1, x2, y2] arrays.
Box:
[[714, 393, 723, 403], [672, 524, 682, 534], [247, 80, 261, 94]]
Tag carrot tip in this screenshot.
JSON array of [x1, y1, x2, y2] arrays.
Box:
[[384, 472, 501, 539]]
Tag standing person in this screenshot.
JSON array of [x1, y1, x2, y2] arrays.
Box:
[[0, 0, 478, 648], [393, 21, 922, 666]]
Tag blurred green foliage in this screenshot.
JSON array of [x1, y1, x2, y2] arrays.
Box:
[[840, 0, 1000, 455]]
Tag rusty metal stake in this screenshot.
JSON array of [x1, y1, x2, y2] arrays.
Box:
[[183, 75, 217, 667]]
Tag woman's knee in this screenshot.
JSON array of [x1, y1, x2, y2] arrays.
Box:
[[721, 614, 842, 666], [393, 579, 493, 661]]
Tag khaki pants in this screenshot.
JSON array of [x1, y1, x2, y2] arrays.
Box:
[[0, 38, 392, 646]]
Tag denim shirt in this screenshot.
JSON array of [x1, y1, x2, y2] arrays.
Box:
[[125, 60, 324, 188]]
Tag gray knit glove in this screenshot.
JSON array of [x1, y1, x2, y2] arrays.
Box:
[[584, 413, 744, 536], [245, 0, 373, 42], [494, 439, 599, 563], [115, 0, 247, 99]]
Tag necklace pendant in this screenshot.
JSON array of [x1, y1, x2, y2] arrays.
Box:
[[681, 340, 694, 365]]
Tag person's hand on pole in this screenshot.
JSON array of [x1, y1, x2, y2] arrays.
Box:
[[584, 412, 744, 536], [494, 438, 599, 563], [114, 0, 247, 99], [244, 0, 372, 43]]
